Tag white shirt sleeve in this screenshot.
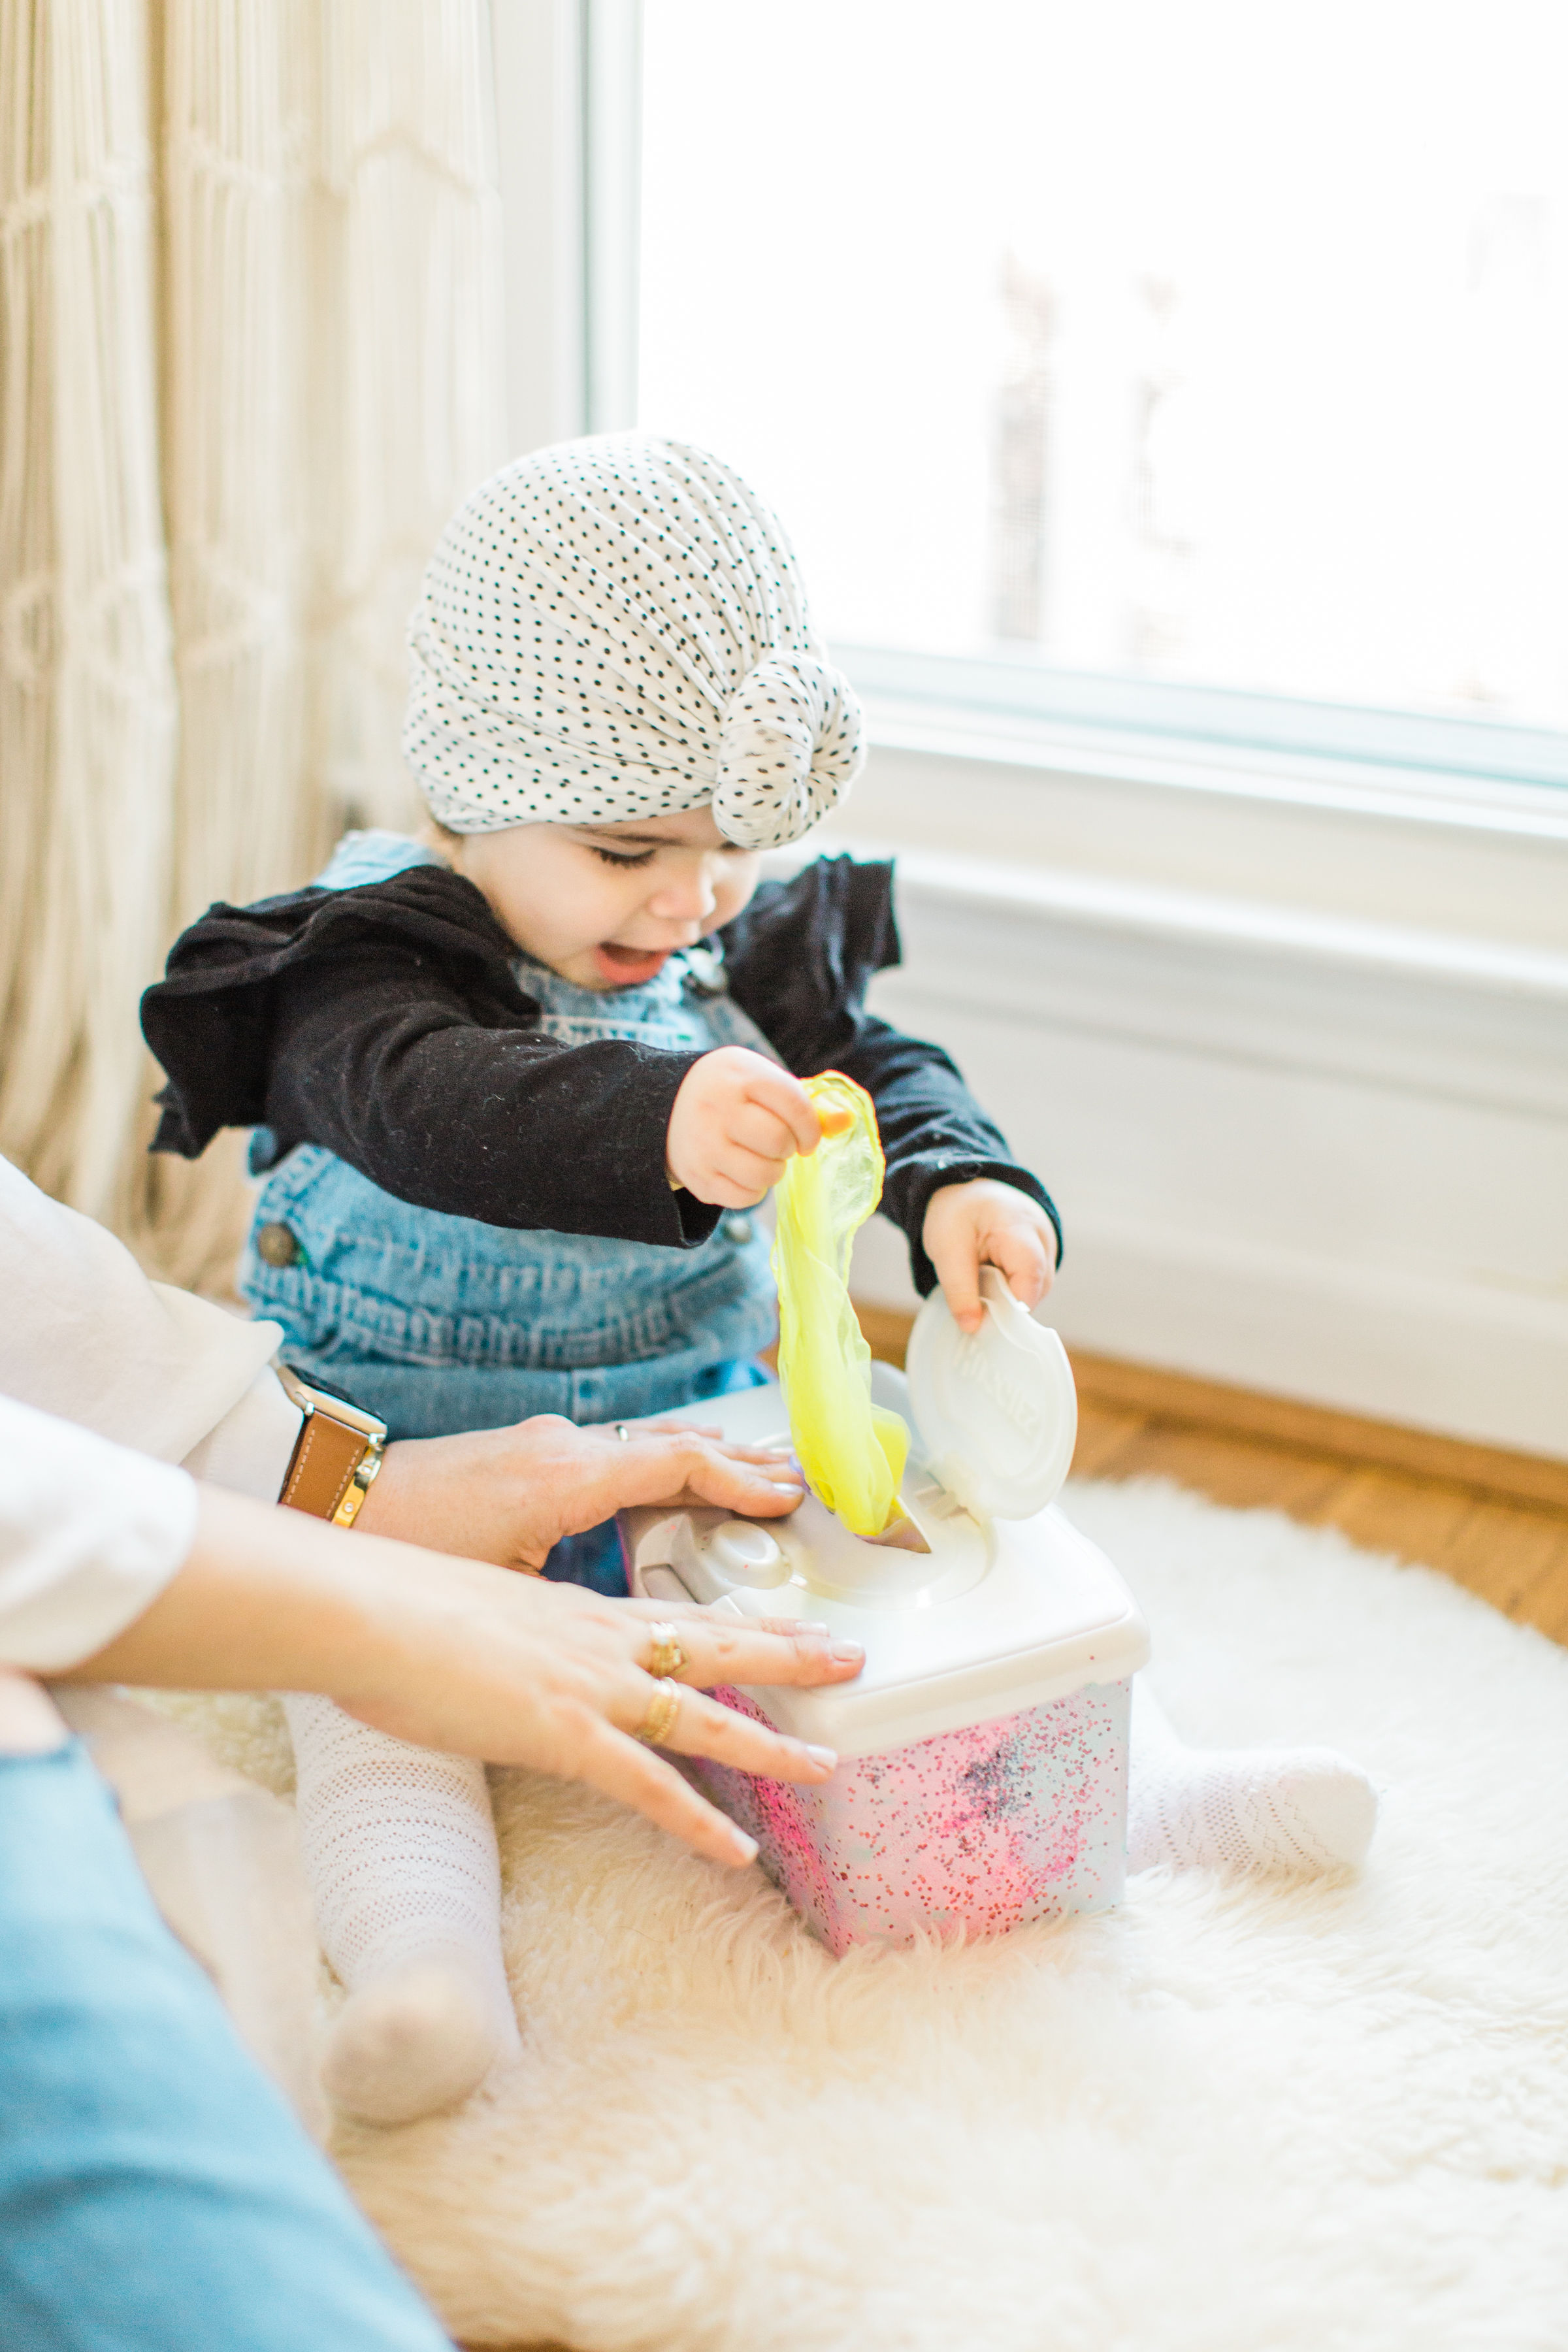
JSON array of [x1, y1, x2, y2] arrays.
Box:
[[0, 1154, 302, 1495], [0, 1395, 199, 1670], [180, 1367, 306, 1501]]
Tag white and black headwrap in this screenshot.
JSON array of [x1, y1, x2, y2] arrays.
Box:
[[404, 434, 865, 849]]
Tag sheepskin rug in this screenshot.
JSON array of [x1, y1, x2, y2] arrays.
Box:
[[167, 1478, 1568, 2352]]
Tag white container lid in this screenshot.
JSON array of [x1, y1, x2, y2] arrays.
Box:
[[621, 1362, 1147, 1758], [904, 1266, 1079, 1522]]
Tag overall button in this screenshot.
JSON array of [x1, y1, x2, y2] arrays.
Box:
[[255, 1222, 301, 1268], [722, 1215, 754, 1245]]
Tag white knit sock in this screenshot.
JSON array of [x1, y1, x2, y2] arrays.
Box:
[[1126, 1680, 1377, 1877], [284, 1695, 522, 2125]]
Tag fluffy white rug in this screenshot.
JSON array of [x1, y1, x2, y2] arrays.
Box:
[[167, 1478, 1568, 2352]]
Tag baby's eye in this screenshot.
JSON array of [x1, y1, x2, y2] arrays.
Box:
[[588, 845, 657, 868]]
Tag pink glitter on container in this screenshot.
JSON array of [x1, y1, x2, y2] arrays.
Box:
[[693, 1679, 1132, 1955], [621, 1272, 1151, 1953]]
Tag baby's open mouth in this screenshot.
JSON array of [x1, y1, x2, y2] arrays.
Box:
[[593, 940, 672, 986]]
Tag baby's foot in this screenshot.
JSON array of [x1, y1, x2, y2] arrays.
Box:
[[1126, 1681, 1377, 1878], [322, 1956, 521, 2127]]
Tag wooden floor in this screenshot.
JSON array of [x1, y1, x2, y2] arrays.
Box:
[[1069, 1383, 1568, 1646]]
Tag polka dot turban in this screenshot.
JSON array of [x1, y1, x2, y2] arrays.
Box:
[[404, 434, 866, 849]]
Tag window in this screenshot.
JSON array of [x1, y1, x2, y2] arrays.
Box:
[[638, 0, 1568, 781]]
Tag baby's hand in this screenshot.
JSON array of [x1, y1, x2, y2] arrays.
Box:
[[922, 1179, 1058, 1334], [667, 1048, 831, 1207]]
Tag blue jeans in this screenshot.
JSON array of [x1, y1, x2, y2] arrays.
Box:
[[0, 1740, 450, 2352]]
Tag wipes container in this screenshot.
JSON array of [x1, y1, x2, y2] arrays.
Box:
[[620, 1269, 1150, 1954]]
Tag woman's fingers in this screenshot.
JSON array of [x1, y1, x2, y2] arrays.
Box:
[[619, 1674, 837, 1786], [613, 1429, 802, 1518], [683, 1439, 796, 1465], [557, 1710, 762, 1865], [626, 1610, 864, 1691], [668, 1452, 804, 1518]]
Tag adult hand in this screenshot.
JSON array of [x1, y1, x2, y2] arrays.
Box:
[[357, 1413, 804, 1573], [63, 1486, 864, 1870], [921, 1178, 1059, 1335], [338, 1558, 863, 1869], [665, 1045, 832, 1205]]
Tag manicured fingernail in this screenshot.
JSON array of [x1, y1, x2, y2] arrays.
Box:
[[830, 1641, 864, 1663], [730, 1829, 759, 1863], [805, 1744, 837, 1770]]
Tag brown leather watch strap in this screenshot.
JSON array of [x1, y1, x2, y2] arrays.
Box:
[[280, 1410, 372, 1520], [275, 1367, 386, 1526]]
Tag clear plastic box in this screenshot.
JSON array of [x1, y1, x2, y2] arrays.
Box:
[[621, 1275, 1149, 1952]]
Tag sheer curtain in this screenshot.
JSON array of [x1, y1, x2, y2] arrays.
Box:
[[0, 0, 506, 1287]]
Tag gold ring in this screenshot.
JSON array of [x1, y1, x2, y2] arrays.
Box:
[[634, 1677, 682, 1746], [644, 1621, 687, 1680]]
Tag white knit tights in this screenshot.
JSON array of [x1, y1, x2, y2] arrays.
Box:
[[285, 1695, 522, 2126], [1126, 1681, 1378, 1876]]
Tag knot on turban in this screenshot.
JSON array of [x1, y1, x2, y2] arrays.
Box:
[[404, 434, 865, 849], [713, 653, 863, 849]]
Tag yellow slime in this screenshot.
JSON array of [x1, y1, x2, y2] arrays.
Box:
[[771, 1071, 910, 1537]]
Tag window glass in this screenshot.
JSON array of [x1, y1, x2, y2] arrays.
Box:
[[639, 1, 1568, 736]]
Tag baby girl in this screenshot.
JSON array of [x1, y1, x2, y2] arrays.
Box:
[[146, 437, 1375, 2125]]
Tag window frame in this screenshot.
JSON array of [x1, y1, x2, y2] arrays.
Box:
[[834, 644, 1568, 803], [499, 0, 1568, 887]]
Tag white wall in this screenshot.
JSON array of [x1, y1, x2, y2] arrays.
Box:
[[834, 735, 1568, 1461]]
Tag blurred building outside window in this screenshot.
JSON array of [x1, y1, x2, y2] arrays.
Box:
[[636, 0, 1568, 791]]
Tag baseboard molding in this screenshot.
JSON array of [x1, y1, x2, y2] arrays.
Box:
[[851, 1302, 1568, 1515], [1045, 1211, 1568, 1465]]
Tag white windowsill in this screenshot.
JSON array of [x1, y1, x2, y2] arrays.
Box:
[[813, 695, 1568, 960], [814, 840, 1568, 1007], [860, 693, 1568, 845]]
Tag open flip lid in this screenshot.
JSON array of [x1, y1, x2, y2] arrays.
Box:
[[904, 1266, 1078, 1522]]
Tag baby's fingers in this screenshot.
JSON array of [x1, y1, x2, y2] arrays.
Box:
[[742, 1064, 828, 1160], [727, 1098, 811, 1169], [983, 1218, 1056, 1311], [928, 1227, 986, 1334]]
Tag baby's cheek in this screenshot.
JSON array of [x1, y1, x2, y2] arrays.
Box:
[[710, 857, 764, 927]]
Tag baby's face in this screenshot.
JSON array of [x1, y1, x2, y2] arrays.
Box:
[[449, 806, 764, 990]]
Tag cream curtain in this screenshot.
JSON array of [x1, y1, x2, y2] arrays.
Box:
[[0, 0, 506, 1287]]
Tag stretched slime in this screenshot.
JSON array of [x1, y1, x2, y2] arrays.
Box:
[[771, 1071, 909, 1536]]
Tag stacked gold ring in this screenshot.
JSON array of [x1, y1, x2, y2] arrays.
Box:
[[644, 1622, 687, 1679], [635, 1678, 682, 1746]]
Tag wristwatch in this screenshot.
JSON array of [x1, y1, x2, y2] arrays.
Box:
[[274, 1365, 388, 1528]]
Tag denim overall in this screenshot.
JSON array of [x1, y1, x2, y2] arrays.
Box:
[[241, 832, 779, 1592]]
